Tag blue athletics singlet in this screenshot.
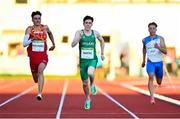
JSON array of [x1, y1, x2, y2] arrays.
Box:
[[143, 35, 163, 62]]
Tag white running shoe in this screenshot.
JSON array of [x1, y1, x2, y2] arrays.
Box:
[[36, 94, 43, 101]]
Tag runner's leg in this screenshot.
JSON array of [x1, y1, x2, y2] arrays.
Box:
[[37, 62, 46, 100]]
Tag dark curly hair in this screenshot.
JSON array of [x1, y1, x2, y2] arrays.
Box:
[[31, 11, 42, 18], [148, 22, 157, 28], [83, 15, 94, 23]]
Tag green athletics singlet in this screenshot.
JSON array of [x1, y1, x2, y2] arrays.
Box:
[[79, 30, 97, 62]]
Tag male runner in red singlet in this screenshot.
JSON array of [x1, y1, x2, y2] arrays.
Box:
[[23, 11, 55, 101]]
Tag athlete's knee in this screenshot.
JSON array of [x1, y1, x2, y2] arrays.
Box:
[[157, 82, 162, 85], [149, 74, 154, 80], [88, 73, 94, 78], [156, 78, 162, 85], [82, 80, 88, 87], [38, 63, 46, 74], [38, 68, 44, 75], [33, 78, 38, 83], [88, 70, 94, 77], [38, 70, 44, 75], [32, 73, 38, 83]]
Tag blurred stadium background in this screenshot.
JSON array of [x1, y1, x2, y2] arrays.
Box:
[[0, 0, 180, 80]]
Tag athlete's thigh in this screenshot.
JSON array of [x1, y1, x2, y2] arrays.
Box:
[[146, 61, 155, 75], [88, 60, 98, 75], [80, 61, 88, 80], [88, 60, 98, 69], [88, 66, 95, 75], [38, 55, 48, 73], [29, 58, 38, 73], [82, 79, 88, 85], [38, 63, 47, 73], [155, 62, 163, 79]]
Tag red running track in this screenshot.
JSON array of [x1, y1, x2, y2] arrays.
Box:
[[0, 78, 179, 118]]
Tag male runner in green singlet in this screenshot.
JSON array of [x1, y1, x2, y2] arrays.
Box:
[[71, 15, 105, 110]]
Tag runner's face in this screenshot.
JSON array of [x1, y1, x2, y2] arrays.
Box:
[[32, 15, 41, 26], [83, 19, 93, 31], [148, 25, 157, 36]]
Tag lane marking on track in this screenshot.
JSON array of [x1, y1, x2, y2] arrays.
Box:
[[97, 86, 140, 119], [56, 80, 69, 119], [121, 83, 180, 106], [0, 85, 36, 107]]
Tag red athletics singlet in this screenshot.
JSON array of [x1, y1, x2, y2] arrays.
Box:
[[27, 24, 47, 58], [27, 24, 48, 73]]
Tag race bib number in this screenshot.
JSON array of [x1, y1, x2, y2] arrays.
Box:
[[81, 48, 94, 59], [146, 42, 159, 56], [147, 49, 157, 55], [32, 40, 44, 52]]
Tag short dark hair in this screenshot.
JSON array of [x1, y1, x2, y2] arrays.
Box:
[[83, 15, 94, 22], [148, 22, 157, 27], [31, 11, 42, 18]]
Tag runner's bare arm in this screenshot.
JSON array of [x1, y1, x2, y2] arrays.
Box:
[[71, 30, 83, 48], [95, 30, 105, 60], [154, 36, 167, 54], [142, 39, 146, 67], [25, 26, 31, 35], [45, 25, 55, 51]]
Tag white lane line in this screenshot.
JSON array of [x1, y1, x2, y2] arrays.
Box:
[[0, 85, 36, 107], [121, 83, 180, 106], [56, 80, 69, 119], [97, 86, 139, 119]]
